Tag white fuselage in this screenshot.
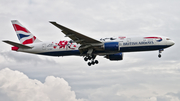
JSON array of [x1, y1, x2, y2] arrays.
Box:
[[16, 36, 174, 56]]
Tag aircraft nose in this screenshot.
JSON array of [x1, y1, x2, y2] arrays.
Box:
[[172, 41, 175, 45], [168, 40, 175, 46]]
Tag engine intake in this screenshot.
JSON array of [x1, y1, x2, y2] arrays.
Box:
[[105, 53, 123, 60]]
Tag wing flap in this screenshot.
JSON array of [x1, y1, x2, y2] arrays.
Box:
[[3, 40, 32, 49]]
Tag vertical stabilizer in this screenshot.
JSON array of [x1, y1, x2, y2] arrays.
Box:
[[11, 20, 41, 44]]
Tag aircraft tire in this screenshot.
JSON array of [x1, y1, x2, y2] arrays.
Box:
[[88, 62, 91, 66], [88, 56, 91, 60], [95, 60, 98, 64], [158, 54, 161, 58], [91, 61, 95, 65], [84, 57, 88, 61]]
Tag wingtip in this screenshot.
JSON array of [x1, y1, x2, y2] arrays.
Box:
[[2, 40, 8, 42], [49, 21, 56, 23], [11, 20, 18, 22], [2, 40, 11, 44]]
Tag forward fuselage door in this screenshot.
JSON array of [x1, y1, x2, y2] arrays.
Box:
[[42, 44, 46, 50], [119, 41, 123, 51]]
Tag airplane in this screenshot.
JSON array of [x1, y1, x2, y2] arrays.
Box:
[[3, 20, 175, 66]]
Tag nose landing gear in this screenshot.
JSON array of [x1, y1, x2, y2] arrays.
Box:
[[158, 49, 164, 58]]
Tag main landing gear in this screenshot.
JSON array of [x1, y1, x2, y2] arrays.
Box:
[[158, 49, 164, 58], [84, 55, 99, 66]]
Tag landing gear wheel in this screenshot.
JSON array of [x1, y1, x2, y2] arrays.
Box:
[[88, 56, 91, 60], [84, 57, 88, 61], [158, 54, 161, 58], [95, 60, 99, 64], [88, 62, 91, 66], [91, 61, 95, 65]]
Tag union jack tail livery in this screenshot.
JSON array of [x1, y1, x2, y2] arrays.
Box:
[[12, 20, 41, 44]]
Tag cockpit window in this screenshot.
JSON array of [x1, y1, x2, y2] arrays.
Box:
[[166, 38, 171, 40]]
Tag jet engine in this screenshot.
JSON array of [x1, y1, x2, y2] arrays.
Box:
[[105, 53, 123, 60], [103, 42, 120, 51]]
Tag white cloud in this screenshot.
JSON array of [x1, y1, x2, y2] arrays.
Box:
[[0, 50, 180, 101], [88, 83, 180, 101], [0, 68, 85, 101]]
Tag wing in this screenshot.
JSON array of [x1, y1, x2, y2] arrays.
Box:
[[49, 22, 102, 44], [3, 40, 32, 49]]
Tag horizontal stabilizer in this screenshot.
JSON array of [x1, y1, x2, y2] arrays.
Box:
[[3, 40, 32, 49]]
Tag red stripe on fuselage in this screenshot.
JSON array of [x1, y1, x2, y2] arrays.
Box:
[[13, 24, 30, 33], [144, 37, 162, 39], [22, 36, 36, 44]]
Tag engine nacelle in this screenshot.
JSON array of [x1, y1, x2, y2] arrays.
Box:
[[105, 53, 123, 61], [104, 42, 119, 51]]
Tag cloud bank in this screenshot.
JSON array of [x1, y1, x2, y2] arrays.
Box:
[[0, 68, 84, 101]]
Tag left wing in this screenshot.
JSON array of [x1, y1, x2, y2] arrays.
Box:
[[49, 22, 102, 45], [3, 40, 33, 49]]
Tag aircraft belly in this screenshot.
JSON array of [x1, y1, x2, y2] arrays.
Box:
[[37, 50, 81, 56], [35, 45, 171, 56], [120, 45, 171, 52]]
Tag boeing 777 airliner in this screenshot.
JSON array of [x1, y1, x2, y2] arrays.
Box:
[[3, 20, 175, 66]]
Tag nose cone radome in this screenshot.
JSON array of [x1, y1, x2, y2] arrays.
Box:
[[167, 40, 175, 46]]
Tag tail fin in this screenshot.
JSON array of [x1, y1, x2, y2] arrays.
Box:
[[11, 20, 41, 44]]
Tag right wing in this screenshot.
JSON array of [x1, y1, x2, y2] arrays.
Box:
[[50, 22, 104, 54], [3, 40, 32, 49], [49, 22, 102, 45]]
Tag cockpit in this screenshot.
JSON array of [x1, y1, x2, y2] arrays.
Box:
[[165, 37, 175, 46], [166, 38, 171, 40]]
